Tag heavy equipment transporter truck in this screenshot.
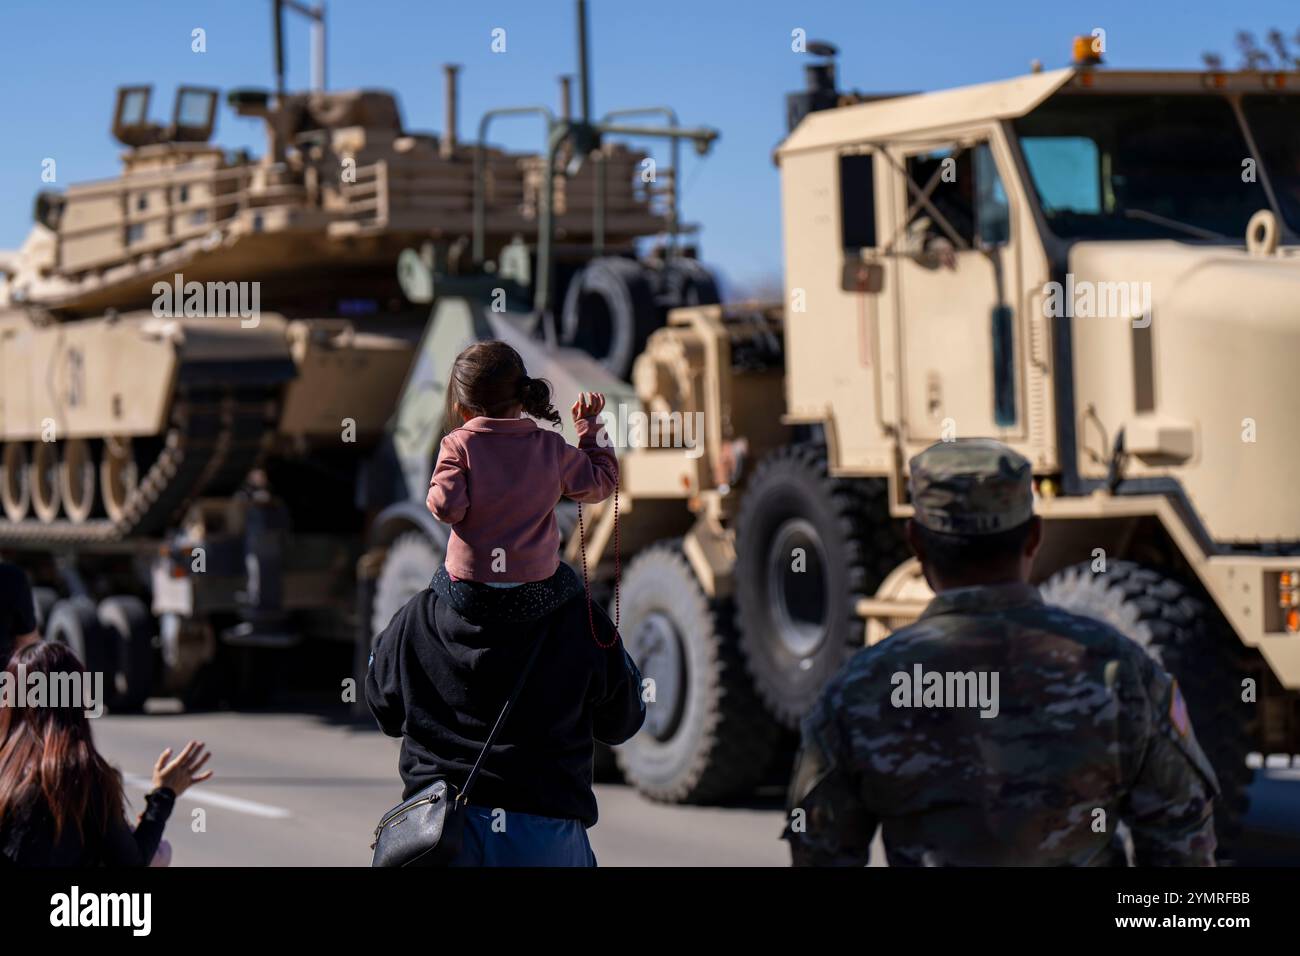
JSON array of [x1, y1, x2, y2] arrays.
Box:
[[375, 40, 1300, 854]]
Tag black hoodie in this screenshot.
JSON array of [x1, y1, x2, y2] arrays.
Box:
[[366, 564, 645, 828]]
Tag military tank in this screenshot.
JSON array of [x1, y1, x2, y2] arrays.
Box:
[[0, 0, 719, 707]]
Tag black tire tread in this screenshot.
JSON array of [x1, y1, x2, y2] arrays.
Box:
[[615, 543, 783, 803], [97, 595, 154, 712], [734, 443, 908, 726], [1041, 560, 1257, 848]]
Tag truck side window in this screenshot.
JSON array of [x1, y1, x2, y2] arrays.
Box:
[[974, 143, 1010, 246], [839, 153, 876, 249], [905, 149, 975, 246]]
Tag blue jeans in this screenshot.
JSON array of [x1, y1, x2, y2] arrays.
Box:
[[449, 805, 596, 867]]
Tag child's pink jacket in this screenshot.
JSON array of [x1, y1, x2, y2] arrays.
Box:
[[426, 415, 617, 582]]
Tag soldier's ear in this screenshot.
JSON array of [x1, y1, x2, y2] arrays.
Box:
[[905, 519, 925, 560], [1024, 516, 1044, 559]]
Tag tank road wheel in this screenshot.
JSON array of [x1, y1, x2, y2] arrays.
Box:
[[1040, 561, 1257, 852], [370, 532, 445, 639], [614, 544, 782, 803], [560, 257, 660, 379], [29, 441, 61, 523], [100, 436, 139, 524], [97, 596, 155, 712], [46, 597, 114, 681], [2, 443, 32, 521], [59, 438, 98, 524], [734, 444, 908, 727]]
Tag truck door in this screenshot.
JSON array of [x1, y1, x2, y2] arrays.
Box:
[[890, 139, 1023, 444]]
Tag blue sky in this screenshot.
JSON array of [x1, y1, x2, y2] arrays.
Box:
[[1, 0, 1295, 293]]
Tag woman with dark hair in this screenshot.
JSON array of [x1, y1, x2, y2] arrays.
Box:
[[0, 641, 213, 866]]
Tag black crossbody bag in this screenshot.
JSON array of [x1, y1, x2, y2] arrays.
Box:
[[370, 631, 547, 868]]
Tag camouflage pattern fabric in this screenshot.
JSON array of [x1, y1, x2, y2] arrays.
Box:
[[783, 582, 1220, 866], [909, 439, 1033, 534]]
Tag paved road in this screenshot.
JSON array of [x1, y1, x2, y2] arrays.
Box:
[[94, 710, 790, 867], [93, 710, 1299, 866]]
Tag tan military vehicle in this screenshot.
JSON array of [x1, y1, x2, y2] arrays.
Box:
[[539, 41, 1300, 850], [0, 2, 715, 708]]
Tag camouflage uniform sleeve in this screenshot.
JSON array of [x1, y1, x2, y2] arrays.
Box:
[[1121, 655, 1220, 866], [782, 678, 878, 866]]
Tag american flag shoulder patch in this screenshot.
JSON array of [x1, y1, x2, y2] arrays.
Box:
[[1170, 680, 1191, 738]]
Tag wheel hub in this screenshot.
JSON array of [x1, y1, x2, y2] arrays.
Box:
[[766, 517, 831, 660], [628, 611, 685, 740]]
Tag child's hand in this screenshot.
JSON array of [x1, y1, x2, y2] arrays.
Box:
[[571, 392, 605, 421]]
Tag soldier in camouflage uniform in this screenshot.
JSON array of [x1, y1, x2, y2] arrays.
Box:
[[783, 438, 1219, 866]]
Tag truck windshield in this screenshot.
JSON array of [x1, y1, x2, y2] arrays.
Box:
[[1241, 94, 1300, 234], [1013, 93, 1272, 241]]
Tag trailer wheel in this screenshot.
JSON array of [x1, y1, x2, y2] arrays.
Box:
[[734, 444, 907, 726], [614, 544, 782, 803], [370, 531, 444, 639], [46, 598, 113, 682], [97, 596, 155, 712], [32, 586, 58, 631], [1040, 560, 1257, 853], [560, 257, 659, 379]]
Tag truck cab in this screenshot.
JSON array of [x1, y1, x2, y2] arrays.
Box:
[[604, 51, 1300, 848]]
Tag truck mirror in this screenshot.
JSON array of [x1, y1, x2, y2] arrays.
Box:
[[841, 259, 883, 293], [991, 304, 1016, 426]]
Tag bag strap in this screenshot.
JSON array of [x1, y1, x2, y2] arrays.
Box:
[[459, 628, 548, 804]]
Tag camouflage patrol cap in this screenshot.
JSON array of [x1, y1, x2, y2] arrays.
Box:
[[909, 439, 1033, 534]]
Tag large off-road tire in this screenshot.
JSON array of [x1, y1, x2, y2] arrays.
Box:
[[734, 444, 908, 727], [560, 257, 660, 379], [45, 597, 114, 682], [32, 586, 58, 631], [614, 544, 783, 803], [96, 595, 155, 712], [370, 531, 444, 639], [1040, 560, 1257, 851]]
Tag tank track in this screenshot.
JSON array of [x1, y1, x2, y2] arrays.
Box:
[[0, 383, 277, 547]]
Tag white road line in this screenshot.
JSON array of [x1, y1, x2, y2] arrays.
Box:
[[123, 774, 292, 820]]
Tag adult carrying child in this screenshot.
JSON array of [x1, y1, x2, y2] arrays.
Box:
[[366, 340, 644, 867]]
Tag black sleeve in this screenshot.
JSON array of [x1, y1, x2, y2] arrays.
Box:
[[102, 788, 175, 866], [365, 602, 408, 738], [591, 609, 646, 745]]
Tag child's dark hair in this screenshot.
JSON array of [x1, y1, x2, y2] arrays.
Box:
[[443, 340, 562, 432]]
